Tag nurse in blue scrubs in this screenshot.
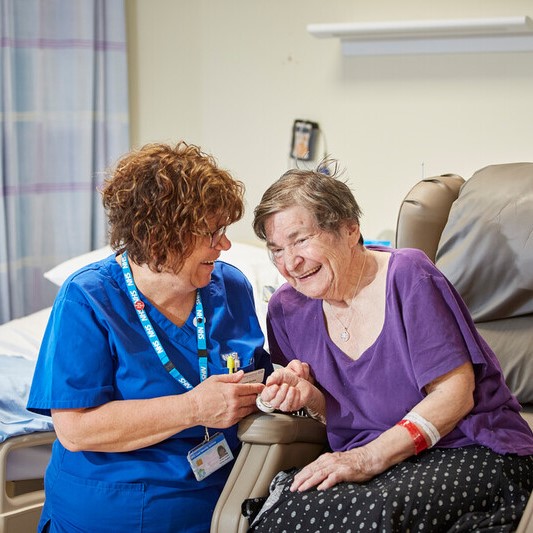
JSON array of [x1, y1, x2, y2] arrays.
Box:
[[28, 142, 273, 533]]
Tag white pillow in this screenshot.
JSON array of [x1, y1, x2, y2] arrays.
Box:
[[220, 242, 284, 340], [220, 242, 282, 301], [43, 246, 113, 286]]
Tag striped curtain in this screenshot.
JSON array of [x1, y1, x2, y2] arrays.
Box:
[[0, 0, 130, 323]]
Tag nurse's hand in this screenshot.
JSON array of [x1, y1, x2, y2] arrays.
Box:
[[189, 371, 264, 429]]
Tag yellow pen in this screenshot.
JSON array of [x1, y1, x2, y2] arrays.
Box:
[[226, 355, 235, 374]]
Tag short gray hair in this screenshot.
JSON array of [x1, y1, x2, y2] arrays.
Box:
[[253, 160, 363, 243]]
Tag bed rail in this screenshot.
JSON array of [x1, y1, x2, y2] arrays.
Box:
[[0, 431, 55, 533]]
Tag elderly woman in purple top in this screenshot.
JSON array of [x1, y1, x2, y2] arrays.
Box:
[[247, 162, 533, 532]]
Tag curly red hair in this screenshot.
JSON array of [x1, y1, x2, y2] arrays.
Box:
[[101, 142, 244, 273]]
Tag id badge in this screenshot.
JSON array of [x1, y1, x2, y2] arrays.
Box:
[[187, 432, 234, 481]]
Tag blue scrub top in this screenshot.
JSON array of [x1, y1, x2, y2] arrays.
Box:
[[28, 254, 273, 533]]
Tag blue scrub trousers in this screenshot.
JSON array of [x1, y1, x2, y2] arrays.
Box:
[[38, 464, 223, 533]]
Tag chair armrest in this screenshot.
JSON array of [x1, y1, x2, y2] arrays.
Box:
[[237, 412, 327, 445], [211, 413, 327, 533]]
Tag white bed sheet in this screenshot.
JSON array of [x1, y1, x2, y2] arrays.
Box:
[[0, 308, 53, 442], [0, 308, 54, 482], [0, 307, 52, 361], [0, 356, 54, 443]]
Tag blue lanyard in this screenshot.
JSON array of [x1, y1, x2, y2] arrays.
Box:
[[195, 290, 208, 382], [121, 251, 208, 390]]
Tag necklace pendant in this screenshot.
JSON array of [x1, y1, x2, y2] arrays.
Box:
[[340, 329, 350, 342]]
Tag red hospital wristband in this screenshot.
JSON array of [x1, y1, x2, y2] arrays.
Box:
[[396, 419, 428, 454]]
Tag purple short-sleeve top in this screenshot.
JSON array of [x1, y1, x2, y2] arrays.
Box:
[[267, 247, 533, 455]]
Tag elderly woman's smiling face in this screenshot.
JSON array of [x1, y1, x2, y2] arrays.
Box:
[[264, 205, 360, 301]]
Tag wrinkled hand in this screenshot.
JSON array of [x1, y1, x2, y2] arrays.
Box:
[[189, 371, 264, 428], [291, 448, 376, 492], [260, 366, 312, 413], [285, 360, 314, 384]]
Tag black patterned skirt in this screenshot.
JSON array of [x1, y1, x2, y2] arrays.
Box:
[[245, 446, 533, 533]]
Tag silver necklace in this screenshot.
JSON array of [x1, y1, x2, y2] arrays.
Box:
[[326, 252, 367, 342]]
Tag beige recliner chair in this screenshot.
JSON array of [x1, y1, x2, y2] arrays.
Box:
[[211, 163, 533, 533]]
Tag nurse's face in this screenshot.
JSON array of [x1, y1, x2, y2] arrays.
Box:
[[177, 221, 232, 290], [264, 205, 359, 301]]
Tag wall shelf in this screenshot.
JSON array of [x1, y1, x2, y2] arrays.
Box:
[[307, 16, 533, 56]]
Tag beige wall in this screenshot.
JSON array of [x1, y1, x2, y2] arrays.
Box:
[[126, 0, 533, 244]]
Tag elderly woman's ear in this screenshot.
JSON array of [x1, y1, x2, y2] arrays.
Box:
[[344, 222, 361, 246]]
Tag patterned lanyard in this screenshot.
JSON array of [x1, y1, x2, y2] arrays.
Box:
[[121, 251, 208, 390]]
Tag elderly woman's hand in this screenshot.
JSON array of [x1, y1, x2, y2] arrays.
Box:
[[290, 447, 376, 492], [285, 359, 315, 384], [189, 371, 264, 428], [260, 364, 318, 413]]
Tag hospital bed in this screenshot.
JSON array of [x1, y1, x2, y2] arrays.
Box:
[[0, 241, 282, 533]]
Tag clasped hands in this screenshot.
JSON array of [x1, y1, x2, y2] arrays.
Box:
[[188, 362, 312, 430], [259, 359, 315, 412], [260, 360, 377, 492], [192, 362, 376, 491]]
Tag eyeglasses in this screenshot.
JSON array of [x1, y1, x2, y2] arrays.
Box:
[[207, 226, 227, 248], [267, 233, 320, 263]]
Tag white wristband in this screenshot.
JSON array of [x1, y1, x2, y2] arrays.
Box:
[[404, 411, 440, 447]]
